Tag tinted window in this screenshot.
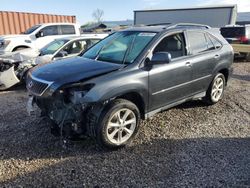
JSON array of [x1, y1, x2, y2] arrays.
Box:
[[61, 25, 76, 35], [154, 33, 186, 59], [41, 26, 59, 36], [23, 25, 41, 34], [220, 27, 245, 38]]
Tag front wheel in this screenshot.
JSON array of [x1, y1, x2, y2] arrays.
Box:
[[204, 73, 226, 105], [95, 99, 140, 149]]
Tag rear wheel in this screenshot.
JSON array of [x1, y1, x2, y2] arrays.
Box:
[[204, 73, 225, 105], [94, 99, 140, 149]]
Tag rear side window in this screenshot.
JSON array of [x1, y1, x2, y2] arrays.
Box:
[[61, 25, 76, 35], [187, 31, 208, 54], [41, 26, 59, 36], [220, 27, 245, 38]]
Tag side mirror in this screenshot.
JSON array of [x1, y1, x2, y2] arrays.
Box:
[[35, 31, 44, 38], [150, 52, 171, 65], [56, 50, 68, 58]]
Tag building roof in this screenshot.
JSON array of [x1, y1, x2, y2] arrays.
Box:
[[134, 4, 237, 12]]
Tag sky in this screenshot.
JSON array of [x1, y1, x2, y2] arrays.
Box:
[[0, 0, 249, 24]]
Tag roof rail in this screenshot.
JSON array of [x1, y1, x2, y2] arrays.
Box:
[[167, 23, 211, 29]]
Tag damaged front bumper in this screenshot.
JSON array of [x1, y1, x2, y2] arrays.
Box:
[[0, 66, 20, 90]]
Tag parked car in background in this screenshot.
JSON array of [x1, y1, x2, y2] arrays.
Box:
[[220, 25, 250, 60], [0, 34, 107, 90], [0, 23, 81, 55], [26, 23, 233, 149]]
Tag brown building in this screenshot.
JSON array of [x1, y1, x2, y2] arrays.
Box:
[[0, 11, 76, 35]]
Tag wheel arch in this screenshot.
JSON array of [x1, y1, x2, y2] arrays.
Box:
[[12, 45, 30, 52], [218, 68, 229, 85], [116, 91, 146, 119]]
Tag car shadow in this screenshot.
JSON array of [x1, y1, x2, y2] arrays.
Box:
[[0, 136, 249, 187], [232, 74, 250, 82]]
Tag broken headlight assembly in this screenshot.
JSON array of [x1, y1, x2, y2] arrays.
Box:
[[66, 83, 95, 105], [0, 40, 11, 48]]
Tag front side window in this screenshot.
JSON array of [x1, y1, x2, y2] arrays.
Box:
[[23, 25, 41, 34], [61, 25, 76, 35], [153, 33, 186, 59], [82, 31, 156, 64], [40, 39, 69, 55], [59, 39, 101, 55]]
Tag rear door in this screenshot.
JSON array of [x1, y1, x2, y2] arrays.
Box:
[[148, 32, 193, 111], [186, 31, 222, 94]]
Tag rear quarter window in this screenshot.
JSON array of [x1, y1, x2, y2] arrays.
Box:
[[207, 34, 222, 49]]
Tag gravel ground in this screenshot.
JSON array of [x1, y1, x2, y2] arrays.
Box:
[[0, 61, 249, 187]]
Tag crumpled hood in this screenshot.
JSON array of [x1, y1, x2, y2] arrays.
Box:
[[30, 57, 123, 87], [0, 48, 40, 62], [34, 55, 53, 65]]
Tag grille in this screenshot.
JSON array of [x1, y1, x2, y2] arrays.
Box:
[[26, 74, 51, 96]]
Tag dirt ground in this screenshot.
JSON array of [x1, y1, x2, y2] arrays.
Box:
[[0, 61, 249, 187]]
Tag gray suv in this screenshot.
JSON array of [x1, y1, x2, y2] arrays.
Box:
[[26, 23, 234, 149]]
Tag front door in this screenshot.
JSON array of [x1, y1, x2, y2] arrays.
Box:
[[148, 32, 193, 111]]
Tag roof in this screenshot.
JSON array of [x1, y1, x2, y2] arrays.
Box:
[[134, 4, 237, 12], [123, 23, 210, 32], [123, 25, 167, 32], [41, 22, 77, 26]]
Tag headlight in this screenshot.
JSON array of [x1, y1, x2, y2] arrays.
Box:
[[68, 84, 95, 104], [0, 40, 11, 48]]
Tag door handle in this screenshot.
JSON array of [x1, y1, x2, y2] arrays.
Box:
[[214, 54, 220, 59], [185, 62, 192, 67]]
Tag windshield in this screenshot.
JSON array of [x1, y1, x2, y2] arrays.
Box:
[[82, 31, 156, 64], [40, 39, 69, 55], [23, 25, 41, 34]]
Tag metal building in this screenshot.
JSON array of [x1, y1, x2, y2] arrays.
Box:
[[0, 11, 76, 35], [134, 5, 237, 28]]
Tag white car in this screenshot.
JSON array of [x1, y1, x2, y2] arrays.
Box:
[[0, 34, 108, 90], [0, 23, 81, 55]]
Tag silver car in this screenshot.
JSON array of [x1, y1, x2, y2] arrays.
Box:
[[0, 34, 108, 90]]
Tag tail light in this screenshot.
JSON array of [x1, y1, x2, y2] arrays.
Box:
[[237, 36, 248, 43]]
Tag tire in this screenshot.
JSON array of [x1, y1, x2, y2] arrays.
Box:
[[93, 99, 140, 149], [204, 73, 226, 105]]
